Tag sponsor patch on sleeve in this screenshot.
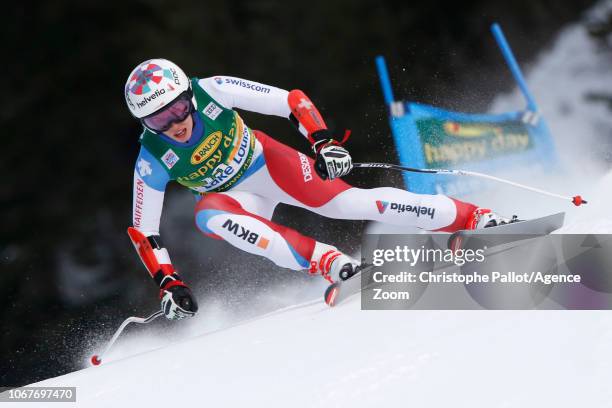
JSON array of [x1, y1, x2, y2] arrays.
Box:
[[137, 158, 153, 177]]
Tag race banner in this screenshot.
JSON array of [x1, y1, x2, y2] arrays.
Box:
[[376, 23, 559, 196], [387, 102, 557, 195]]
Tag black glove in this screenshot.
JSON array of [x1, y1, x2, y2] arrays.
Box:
[[312, 136, 353, 181], [160, 279, 198, 320]]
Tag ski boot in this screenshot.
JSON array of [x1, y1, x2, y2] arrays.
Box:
[[466, 208, 520, 230], [309, 243, 360, 283]]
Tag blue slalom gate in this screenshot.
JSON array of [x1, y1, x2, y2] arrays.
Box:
[[376, 23, 558, 196]]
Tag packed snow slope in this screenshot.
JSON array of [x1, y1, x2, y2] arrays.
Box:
[[30, 287, 612, 408], [26, 169, 612, 406]]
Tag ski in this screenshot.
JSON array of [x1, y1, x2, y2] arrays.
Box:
[[448, 212, 565, 250], [324, 275, 357, 307], [324, 212, 565, 307], [324, 265, 376, 307], [454, 212, 564, 236]]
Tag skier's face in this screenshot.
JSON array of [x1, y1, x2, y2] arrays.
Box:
[[164, 114, 193, 143]]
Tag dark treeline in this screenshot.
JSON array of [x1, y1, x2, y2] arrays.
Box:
[[2, 0, 597, 386]]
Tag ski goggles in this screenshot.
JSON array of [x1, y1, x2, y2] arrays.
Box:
[[142, 92, 193, 132]]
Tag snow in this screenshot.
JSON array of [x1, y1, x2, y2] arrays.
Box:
[[26, 293, 612, 407], [15, 4, 612, 407], [26, 295, 612, 407]]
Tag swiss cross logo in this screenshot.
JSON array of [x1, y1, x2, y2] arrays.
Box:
[[376, 200, 389, 214], [297, 98, 314, 110]]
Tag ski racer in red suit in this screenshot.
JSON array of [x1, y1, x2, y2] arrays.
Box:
[[124, 59, 513, 319]]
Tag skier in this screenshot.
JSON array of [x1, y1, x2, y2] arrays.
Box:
[[125, 58, 513, 319]]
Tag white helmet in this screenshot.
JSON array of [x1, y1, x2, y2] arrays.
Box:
[[124, 58, 190, 119]]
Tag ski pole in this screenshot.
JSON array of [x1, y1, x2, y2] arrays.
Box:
[[90, 310, 163, 366], [353, 162, 587, 206]]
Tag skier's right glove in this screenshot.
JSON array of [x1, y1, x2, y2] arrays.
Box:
[[159, 276, 198, 320]]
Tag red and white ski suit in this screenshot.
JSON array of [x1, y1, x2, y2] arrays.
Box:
[[133, 76, 477, 274]]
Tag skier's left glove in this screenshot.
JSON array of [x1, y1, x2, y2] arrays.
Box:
[[159, 275, 198, 320], [312, 131, 353, 181]]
